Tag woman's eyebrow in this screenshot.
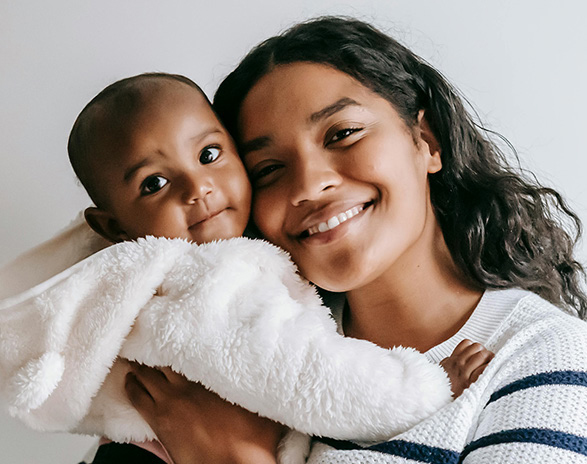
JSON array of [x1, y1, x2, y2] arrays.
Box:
[[240, 136, 272, 158], [241, 98, 360, 158], [309, 97, 360, 123]]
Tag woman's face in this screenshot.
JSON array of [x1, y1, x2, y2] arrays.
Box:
[[239, 63, 442, 292]]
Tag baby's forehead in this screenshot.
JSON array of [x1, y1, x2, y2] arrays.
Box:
[[102, 79, 209, 123], [92, 82, 215, 151], [91, 81, 221, 163]]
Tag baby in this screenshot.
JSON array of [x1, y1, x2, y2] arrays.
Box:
[[0, 73, 492, 464]]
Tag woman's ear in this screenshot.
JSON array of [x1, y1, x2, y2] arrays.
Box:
[[416, 110, 442, 174], [84, 207, 129, 243]]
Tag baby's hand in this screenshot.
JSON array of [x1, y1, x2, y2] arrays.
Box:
[[440, 339, 494, 397]]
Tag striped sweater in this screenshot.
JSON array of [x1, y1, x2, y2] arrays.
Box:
[[309, 288, 587, 463]]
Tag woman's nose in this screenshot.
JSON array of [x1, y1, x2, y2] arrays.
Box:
[[182, 173, 213, 204], [290, 150, 342, 205]]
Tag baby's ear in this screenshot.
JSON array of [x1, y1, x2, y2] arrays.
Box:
[[84, 207, 129, 243]]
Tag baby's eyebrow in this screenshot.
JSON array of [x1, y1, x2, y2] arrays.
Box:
[[122, 127, 224, 183], [123, 158, 151, 183]]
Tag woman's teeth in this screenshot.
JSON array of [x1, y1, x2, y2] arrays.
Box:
[[307, 205, 364, 236]]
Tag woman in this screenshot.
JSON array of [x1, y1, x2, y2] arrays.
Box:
[[124, 17, 587, 464]]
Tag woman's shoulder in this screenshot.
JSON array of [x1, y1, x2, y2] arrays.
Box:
[[495, 289, 587, 338], [485, 289, 587, 385]]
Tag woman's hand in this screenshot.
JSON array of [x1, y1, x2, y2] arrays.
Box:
[[125, 363, 287, 464]]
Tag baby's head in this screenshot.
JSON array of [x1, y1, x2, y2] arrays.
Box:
[[68, 73, 251, 244]]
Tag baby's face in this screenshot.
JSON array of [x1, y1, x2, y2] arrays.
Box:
[[92, 83, 251, 244]]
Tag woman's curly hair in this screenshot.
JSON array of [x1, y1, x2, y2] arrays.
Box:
[[213, 16, 587, 318]]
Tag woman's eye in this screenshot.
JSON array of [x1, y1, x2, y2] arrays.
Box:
[[200, 146, 221, 164], [249, 162, 283, 186], [140, 175, 168, 195], [255, 164, 281, 179], [328, 127, 363, 144]]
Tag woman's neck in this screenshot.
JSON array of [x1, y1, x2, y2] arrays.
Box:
[[344, 223, 483, 353]]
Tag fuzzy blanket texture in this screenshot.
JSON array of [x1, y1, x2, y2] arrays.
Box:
[[0, 215, 451, 461]]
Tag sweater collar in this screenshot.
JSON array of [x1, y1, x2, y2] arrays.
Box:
[[325, 287, 529, 362], [424, 288, 529, 363]]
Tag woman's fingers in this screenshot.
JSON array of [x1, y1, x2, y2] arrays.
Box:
[[125, 371, 155, 412], [128, 362, 188, 386], [158, 366, 189, 385], [126, 362, 192, 407], [127, 362, 168, 396], [126, 362, 210, 407]]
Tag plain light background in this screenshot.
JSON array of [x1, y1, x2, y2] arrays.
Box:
[[1, 1, 586, 463]]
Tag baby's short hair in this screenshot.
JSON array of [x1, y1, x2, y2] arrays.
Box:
[[68, 72, 208, 208]]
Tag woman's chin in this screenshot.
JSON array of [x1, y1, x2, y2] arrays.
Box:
[[303, 265, 372, 294]]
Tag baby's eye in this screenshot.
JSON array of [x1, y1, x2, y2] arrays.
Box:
[[328, 127, 363, 145], [200, 146, 221, 164], [140, 175, 168, 195]]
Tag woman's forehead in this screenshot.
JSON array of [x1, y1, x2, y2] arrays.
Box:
[[238, 63, 374, 135]]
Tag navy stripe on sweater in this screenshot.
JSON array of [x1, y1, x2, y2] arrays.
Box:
[[318, 437, 460, 463], [460, 428, 587, 461], [368, 440, 460, 463], [318, 371, 587, 462], [488, 370, 587, 405], [321, 427, 587, 462]]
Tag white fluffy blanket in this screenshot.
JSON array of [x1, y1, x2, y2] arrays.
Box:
[[0, 215, 451, 457]]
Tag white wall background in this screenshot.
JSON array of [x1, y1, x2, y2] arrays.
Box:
[[1, 1, 586, 462]]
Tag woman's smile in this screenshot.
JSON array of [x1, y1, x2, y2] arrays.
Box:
[[296, 200, 372, 238], [295, 201, 373, 247], [304, 202, 369, 237]]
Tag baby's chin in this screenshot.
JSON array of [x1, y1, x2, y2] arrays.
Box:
[[188, 225, 248, 245]]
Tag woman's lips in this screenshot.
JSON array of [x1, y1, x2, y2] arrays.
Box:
[[299, 202, 372, 239], [306, 204, 365, 236]]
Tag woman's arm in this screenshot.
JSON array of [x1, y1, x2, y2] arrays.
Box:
[[125, 364, 286, 464], [459, 370, 587, 462]]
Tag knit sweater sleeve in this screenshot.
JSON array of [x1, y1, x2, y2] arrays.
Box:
[[458, 296, 587, 463], [307, 291, 587, 464]]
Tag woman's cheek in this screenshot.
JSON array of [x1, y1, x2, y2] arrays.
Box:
[[252, 195, 281, 243]]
